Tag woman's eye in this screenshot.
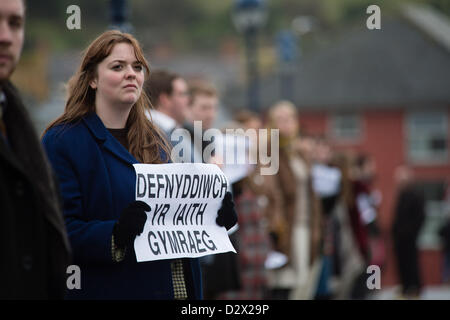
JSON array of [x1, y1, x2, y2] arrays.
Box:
[[112, 65, 123, 70], [134, 65, 143, 71]]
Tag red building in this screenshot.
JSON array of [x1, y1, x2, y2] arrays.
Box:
[[299, 110, 449, 287]]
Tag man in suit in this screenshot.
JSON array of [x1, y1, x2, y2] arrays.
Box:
[[0, 0, 71, 299], [392, 165, 425, 299], [144, 69, 203, 163]]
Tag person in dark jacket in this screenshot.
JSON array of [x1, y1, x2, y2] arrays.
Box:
[[392, 165, 425, 298], [0, 0, 71, 299], [42, 30, 237, 299]]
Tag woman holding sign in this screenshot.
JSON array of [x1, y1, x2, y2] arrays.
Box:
[[42, 30, 237, 299]]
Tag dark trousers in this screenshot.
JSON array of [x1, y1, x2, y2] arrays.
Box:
[[394, 238, 422, 295]]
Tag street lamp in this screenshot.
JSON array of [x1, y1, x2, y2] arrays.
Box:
[[276, 16, 317, 101], [109, 0, 133, 33], [232, 0, 267, 111], [276, 29, 297, 101]]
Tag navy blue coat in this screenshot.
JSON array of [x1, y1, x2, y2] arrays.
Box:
[[42, 112, 202, 299]]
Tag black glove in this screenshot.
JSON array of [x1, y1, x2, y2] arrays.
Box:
[[113, 201, 150, 248], [216, 192, 238, 231]]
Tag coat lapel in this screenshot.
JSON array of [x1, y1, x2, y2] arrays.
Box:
[[0, 88, 32, 177], [2, 81, 71, 253], [0, 134, 28, 176], [82, 112, 138, 165]]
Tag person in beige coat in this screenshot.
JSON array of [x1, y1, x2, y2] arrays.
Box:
[[265, 101, 323, 299]]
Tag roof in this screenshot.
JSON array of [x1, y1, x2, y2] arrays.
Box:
[[224, 6, 450, 111], [402, 3, 450, 53], [294, 17, 450, 109]]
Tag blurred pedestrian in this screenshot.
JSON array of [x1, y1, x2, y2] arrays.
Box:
[[266, 101, 322, 300], [218, 110, 272, 300], [186, 79, 220, 164], [354, 154, 384, 265], [42, 30, 236, 299], [183, 80, 241, 299], [310, 136, 341, 300], [329, 152, 366, 299], [289, 132, 323, 300], [392, 165, 425, 299], [439, 182, 450, 284], [347, 153, 385, 299], [439, 220, 450, 284], [144, 69, 202, 163], [187, 79, 218, 131], [0, 0, 71, 299]]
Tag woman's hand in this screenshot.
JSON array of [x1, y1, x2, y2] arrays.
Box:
[[113, 201, 150, 248], [216, 192, 238, 230]]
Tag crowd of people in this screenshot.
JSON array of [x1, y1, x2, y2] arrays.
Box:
[[0, 0, 442, 300], [205, 101, 389, 300]]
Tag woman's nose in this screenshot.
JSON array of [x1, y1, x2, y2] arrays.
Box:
[[125, 65, 136, 78]]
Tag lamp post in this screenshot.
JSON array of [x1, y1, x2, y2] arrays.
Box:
[[109, 0, 133, 33], [276, 16, 316, 102], [232, 0, 267, 112], [276, 29, 297, 101]]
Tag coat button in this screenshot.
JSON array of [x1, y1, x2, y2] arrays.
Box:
[[22, 255, 33, 271]]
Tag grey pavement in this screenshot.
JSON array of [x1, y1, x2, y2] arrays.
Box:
[[369, 285, 450, 300]]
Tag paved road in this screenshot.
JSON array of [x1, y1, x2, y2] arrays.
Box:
[[369, 285, 450, 300]]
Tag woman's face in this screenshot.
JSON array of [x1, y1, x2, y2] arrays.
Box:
[[90, 42, 144, 108], [272, 106, 298, 138]]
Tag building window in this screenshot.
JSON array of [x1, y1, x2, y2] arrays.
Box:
[[407, 112, 448, 164], [417, 181, 449, 250], [330, 113, 362, 142]]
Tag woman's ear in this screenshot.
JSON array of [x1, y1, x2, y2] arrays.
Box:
[[90, 79, 97, 90]]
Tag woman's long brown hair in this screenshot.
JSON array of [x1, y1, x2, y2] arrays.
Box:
[[43, 30, 171, 164]]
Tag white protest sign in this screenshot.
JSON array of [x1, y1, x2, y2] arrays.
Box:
[[133, 163, 236, 262]]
